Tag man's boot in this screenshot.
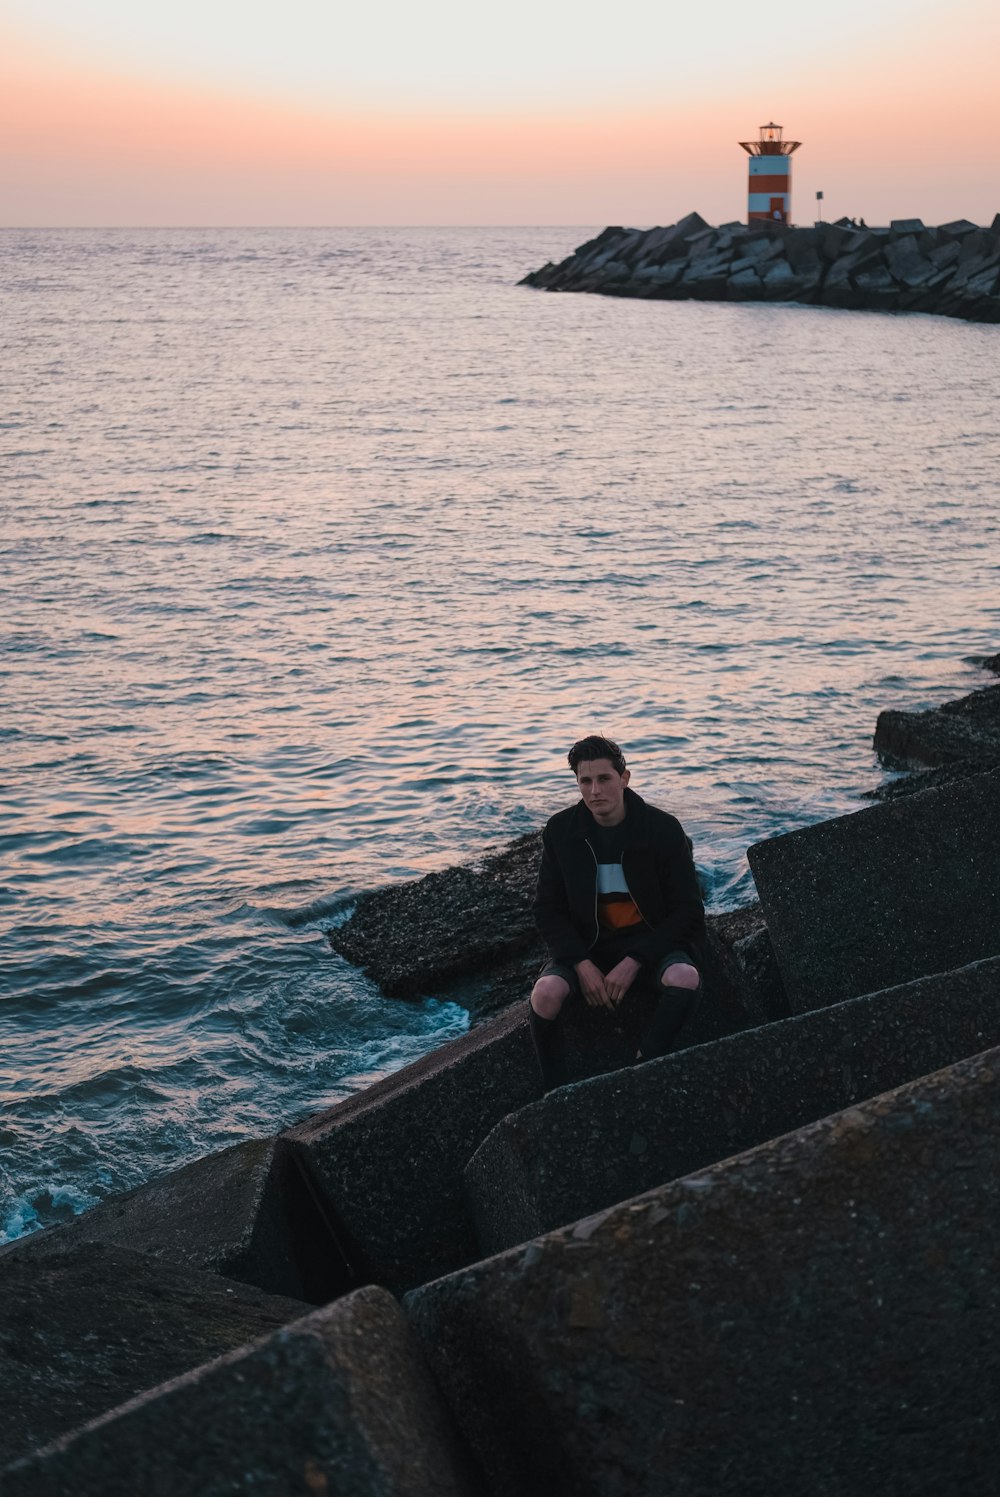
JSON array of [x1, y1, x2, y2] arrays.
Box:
[[528, 1003, 568, 1092], [637, 985, 700, 1063]]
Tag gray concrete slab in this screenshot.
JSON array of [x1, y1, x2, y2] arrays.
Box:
[[408, 1045, 1000, 1497], [3, 1286, 478, 1497], [747, 764, 1000, 1011], [49, 1135, 349, 1303], [284, 1003, 541, 1294], [0, 1234, 309, 1469], [285, 957, 752, 1296], [465, 954, 1000, 1256]]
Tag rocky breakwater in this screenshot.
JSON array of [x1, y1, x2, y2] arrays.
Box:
[[6, 655, 1000, 1493], [521, 211, 1000, 323]]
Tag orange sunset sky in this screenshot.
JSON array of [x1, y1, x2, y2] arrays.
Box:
[[2, 0, 998, 226]]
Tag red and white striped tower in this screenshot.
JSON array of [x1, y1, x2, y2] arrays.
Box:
[[739, 122, 801, 225]]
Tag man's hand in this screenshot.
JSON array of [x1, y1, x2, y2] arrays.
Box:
[[604, 956, 642, 1007], [574, 959, 614, 1010]]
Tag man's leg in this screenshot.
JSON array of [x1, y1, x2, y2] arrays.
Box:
[[636, 959, 701, 1063], [528, 971, 572, 1092]]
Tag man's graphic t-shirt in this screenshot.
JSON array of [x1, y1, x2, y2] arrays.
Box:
[[589, 818, 643, 935]]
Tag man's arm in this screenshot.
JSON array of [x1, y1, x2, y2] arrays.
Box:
[[623, 819, 705, 967], [533, 828, 591, 965]]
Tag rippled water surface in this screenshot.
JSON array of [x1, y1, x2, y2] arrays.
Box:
[[2, 227, 998, 1240]]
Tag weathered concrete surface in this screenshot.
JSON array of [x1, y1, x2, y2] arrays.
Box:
[[4, 1287, 478, 1497], [48, 1135, 349, 1304], [521, 215, 1000, 323], [747, 765, 1000, 1012], [0, 1235, 309, 1469], [284, 1003, 541, 1294], [464, 954, 1000, 1255], [284, 965, 755, 1295], [408, 1045, 1000, 1497], [874, 681, 1000, 769]]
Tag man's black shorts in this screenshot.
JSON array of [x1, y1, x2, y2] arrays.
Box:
[[537, 940, 701, 998]]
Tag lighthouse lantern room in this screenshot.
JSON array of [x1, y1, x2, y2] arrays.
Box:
[[739, 122, 801, 225]]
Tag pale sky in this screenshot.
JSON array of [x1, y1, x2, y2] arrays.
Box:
[[2, 0, 998, 225]]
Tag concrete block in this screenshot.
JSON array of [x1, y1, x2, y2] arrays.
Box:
[[408, 1045, 1000, 1497], [747, 765, 1000, 1011], [0, 1234, 309, 1469], [890, 217, 925, 234], [283, 970, 747, 1295], [464, 954, 1000, 1255], [293, 875, 761, 1294], [3, 1287, 477, 1497], [283, 1005, 541, 1294], [53, 1136, 349, 1303], [884, 235, 936, 287]]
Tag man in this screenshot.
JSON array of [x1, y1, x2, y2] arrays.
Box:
[[529, 735, 705, 1092]]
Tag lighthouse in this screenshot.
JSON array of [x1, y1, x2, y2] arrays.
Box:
[[739, 122, 801, 225]]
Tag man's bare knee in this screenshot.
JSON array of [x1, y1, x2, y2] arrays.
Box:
[[530, 975, 570, 1019], [661, 962, 700, 991]]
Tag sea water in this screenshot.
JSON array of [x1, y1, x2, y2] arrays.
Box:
[[2, 226, 998, 1241]]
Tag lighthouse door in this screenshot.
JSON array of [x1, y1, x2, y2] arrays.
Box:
[[769, 196, 786, 222]]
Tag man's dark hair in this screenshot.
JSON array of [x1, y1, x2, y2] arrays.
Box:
[[567, 735, 627, 776]]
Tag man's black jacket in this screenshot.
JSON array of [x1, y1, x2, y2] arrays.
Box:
[[533, 786, 705, 968]]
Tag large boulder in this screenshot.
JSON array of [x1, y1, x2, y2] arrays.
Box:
[[875, 682, 1000, 768], [464, 954, 1000, 1256], [4, 1288, 477, 1497], [0, 1234, 309, 1469], [329, 831, 541, 999], [407, 1044, 1000, 1497], [747, 764, 1000, 1012]]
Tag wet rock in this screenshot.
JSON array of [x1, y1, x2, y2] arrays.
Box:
[[0, 1235, 309, 1469], [464, 953, 1000, 1256], [874, 682, 1000, 768], [748, 764, 1000, 1012], [408, 1044, 1000, 1497], [330, 831, 542, 998], [862, 758, 995, 804], [4, 1287, 478, 1497]]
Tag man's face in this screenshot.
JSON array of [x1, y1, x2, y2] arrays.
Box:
[[575, 758, 630, 827]]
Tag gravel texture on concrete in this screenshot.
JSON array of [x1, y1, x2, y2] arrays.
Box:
[[748, 763, 1000, 1012], [0, 1235, 310, 1468], [4, 1287, 479, 1497], [465, 953, 1000, 1254], [408, 1043, 1000, 1497], [46, 1136, 346, 1304]]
